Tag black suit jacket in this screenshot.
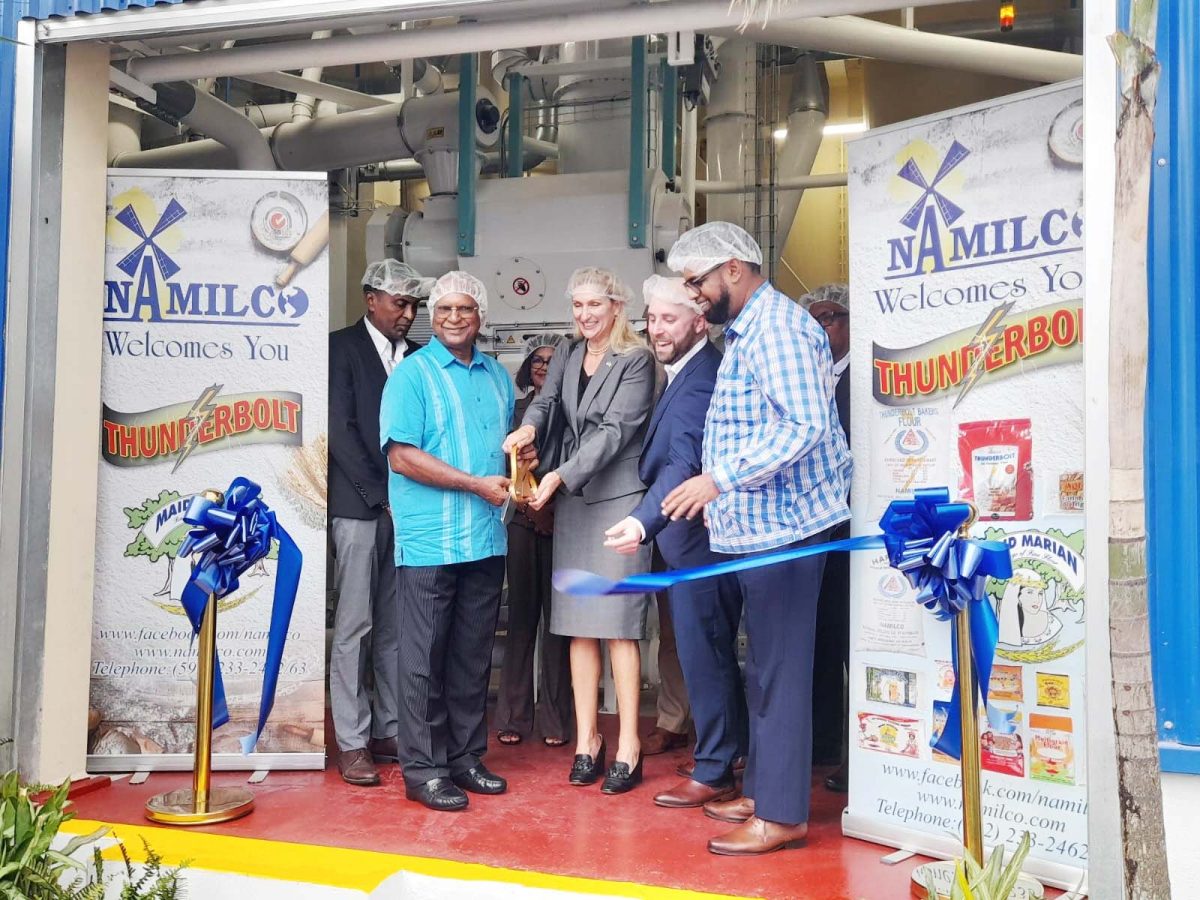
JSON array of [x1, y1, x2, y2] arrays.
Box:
[[630, 341, 722, 567], [835, 361, 850, 443], [328, 318, 421, 520]]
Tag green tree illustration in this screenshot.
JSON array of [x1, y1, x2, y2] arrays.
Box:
[[124, 490, 193, 597]]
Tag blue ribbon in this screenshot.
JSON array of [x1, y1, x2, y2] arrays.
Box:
[[177, 477, 303, 755], [553, 485, 1013, 762]]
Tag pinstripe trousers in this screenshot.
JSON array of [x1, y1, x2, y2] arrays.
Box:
[[395, 556, 505, 787]]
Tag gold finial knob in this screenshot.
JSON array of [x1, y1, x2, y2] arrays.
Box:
[[958, 501, 978, 537], [202, 489, 226, 504]]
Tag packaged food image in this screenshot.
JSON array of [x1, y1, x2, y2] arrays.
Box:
[[1036, 672, 1071, 709], [1029, 713, 1075, 784], [1057, 471, 1084, 513], [958, 419, 1034, 520], [988, 664, 1024, 702], [857, 713, 922, 758], [866, 666, 919, 708], [931, 701, 956, 764], [935, 660, 956, 699], [982, 729, 1026, 777]]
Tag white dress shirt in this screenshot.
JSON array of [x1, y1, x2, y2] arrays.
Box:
[[832, 353, 850, 385], [364, 316, 407, 374]]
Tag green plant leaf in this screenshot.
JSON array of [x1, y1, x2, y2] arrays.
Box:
[[61, 826, 110, 858], [994, 831, 1032, 899]]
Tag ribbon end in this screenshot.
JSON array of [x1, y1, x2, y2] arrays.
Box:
[[553, 568, 618, 596], [239, 733, 259, 755]]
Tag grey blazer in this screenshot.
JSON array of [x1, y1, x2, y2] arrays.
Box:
[[522, 340, 655, 504]]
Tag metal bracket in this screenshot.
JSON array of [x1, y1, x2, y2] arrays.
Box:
[[627, 36, 648, 249], [457, 52, 478, 257], [248, 769, 270, 784], [108, 66, 156, 105], [129, 770, 150, 785], [667, 31, 696, 66]]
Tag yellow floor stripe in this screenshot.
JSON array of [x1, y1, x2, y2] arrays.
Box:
[[64, 819, 755, 900]]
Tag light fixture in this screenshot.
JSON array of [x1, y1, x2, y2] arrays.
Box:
[[1000, 1, 1015, 31], [823, 122, 869, 136], [773, 127, 788, 140]]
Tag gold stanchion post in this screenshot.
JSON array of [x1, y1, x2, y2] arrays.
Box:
[[146, 489, 255, 826], [954, 507, 984, 866]]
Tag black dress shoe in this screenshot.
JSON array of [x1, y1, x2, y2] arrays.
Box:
[[405, 777, 468, 811], [569, 737, 606, 786], [600, 754, 643, 794], [825, 763, 848, 793], [452, 764, 508, 795]]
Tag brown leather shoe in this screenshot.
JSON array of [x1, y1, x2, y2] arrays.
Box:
[[704, 794, 755, 823], [654, 777, 738, 809], [642, 727, 689, 756], [676, 755, 747, 779], [337, 748, 380, 786], [367, 736, 399, 763], [707, 816, 808, 856]]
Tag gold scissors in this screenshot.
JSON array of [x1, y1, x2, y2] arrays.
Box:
[[509, 446, 539, 503]]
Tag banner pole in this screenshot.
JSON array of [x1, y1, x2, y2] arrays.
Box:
[[955, 506, 984, 865], [146, 489, 255, 826]]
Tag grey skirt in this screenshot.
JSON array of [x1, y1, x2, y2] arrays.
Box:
[[549, 490, 651, 640]]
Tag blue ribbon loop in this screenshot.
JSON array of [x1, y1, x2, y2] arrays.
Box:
[[178, 477, 303, 755], [552, 485, 1013, 762]]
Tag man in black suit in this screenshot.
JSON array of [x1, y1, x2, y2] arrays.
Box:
[[802, 283, 851, 793], [605, 275, 747, 809], [328, 259, 431, 785]]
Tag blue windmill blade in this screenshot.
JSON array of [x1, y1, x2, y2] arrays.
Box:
[[931, 140, 971, 185], [114, 204, 147, 238], [114, 205, 150, 277], [150, 198, 188, 237], [116, 244, 148, 278], [931, 192, 966, 226], [151, 243, 182, 280], [900, 194, 931, 231], [897, 158, 929, 189]]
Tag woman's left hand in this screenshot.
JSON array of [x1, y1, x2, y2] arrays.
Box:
[[528, 471, 563, 510]]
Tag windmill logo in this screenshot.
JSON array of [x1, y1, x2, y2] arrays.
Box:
[[114, 198, 187, 279], [896, 140, 969, 231]]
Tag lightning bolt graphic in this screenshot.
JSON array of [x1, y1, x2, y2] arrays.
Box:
[[173, 383, 223, 473], [953, 302, 1016, 409]]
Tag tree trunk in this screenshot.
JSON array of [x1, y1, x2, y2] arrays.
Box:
[[1108, 8, 1172, 897]]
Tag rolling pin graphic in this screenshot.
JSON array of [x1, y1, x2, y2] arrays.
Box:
[[275, 211, 329, 287]]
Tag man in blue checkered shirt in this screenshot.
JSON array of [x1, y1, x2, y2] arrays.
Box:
[[662, 222, 852, 856]]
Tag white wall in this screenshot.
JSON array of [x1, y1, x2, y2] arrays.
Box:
[[1163, 772, 1200, 891]]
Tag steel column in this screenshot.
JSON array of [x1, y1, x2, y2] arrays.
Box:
[[506, 71, 524, 178], [659, 57, 677, 184], [457, 52, 477, 257], [627, 35, 647, 249]]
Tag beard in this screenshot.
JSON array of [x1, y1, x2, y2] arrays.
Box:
[[704, 286, 732, 325]]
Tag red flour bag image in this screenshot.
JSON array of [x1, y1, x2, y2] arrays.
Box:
[[957, 419, 1033, 520]]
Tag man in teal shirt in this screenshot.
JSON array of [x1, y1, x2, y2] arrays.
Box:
[[380, 270, 515, 812]]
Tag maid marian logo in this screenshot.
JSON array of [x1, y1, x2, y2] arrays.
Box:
[[885, 140, 1083, 279], [105, 197, 309, 327]]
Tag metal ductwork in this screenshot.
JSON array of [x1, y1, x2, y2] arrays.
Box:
[[134, 81, 277, 170], [773, 54, 828, 251], [704, 38, 756, 226]]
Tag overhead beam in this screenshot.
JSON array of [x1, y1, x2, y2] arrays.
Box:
[[126, 0, 961, 84], [236, 72, 392, 109]]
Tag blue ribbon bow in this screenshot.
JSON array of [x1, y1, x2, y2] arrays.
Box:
[[878, 487, 1013, 759], [178, 477, 303, 754]]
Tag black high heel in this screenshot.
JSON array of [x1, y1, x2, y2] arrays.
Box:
[[569, 737, 606, 786], [601, 753, 643, 794]]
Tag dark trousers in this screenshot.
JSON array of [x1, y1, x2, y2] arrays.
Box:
[[730, 529, 829, 826], [665, 563, 748, 786], [494, 524, 574, 741], [811, 520, 851, 764], [396, 556, 504, 786]]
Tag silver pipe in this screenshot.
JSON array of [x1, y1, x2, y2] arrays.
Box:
[[134, 81, 276, 170], [292, 30, 334, 122], [696, 173, 848, 194]]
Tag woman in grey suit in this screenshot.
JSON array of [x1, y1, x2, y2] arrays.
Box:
[[503, 267, 655, 794]]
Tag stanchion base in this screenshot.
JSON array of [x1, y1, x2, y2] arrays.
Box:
[[911, 860, 1044, 899], [144, 787, 255, 825]]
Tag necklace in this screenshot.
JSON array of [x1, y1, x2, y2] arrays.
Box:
[[586, 342, 609, 356]]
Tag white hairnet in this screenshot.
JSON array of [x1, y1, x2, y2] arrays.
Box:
[[362, 259, 435, 298], [666, 222, 763, 275], [429, 270, 488, 323], [565, 266, 633, 304], [801, 282, 850, 311], [642, 274, 705, 315], [523, 333, 566, 357]]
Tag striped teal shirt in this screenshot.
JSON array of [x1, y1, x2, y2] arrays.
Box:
[[379, 337, 515, 566]]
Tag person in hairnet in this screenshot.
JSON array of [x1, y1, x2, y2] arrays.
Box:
[[502, 266, 655, 795], [380, 271, 515, 812], [801, 283, 851, 793], [328, 259, 432, 787], [494, 334, 575, 749], [661, 224, 852, 855]]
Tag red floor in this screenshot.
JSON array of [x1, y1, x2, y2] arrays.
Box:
[[72, 714, 952, 900]]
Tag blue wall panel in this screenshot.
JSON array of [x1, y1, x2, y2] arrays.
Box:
[[1148, 0, 1200, 773]]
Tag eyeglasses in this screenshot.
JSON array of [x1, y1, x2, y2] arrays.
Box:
[[432, 304, 480, 320], [530, 355, 553, 369], [682, 261, 726, 294], [814, 311, 849, 328]]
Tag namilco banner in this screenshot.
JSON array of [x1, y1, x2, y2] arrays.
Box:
[[90, 171, 329, 770], [846, 83, 1086, 889]]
